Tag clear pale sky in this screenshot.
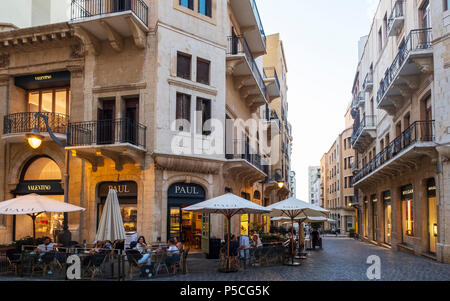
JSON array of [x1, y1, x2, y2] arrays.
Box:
[[257, 0, 378, 201]]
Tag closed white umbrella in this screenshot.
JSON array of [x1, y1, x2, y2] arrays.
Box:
[[0, 193, 85, 240], [95, 189, 126, 242], [184, 193, 271, 272], [266, 197, 328, 265]]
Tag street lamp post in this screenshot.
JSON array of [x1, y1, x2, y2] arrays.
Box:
[[261, 168, 285, 230], [26, 112, 72, 247]]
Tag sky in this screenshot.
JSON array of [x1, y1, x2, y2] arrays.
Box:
[[257, 0, 378, 202]]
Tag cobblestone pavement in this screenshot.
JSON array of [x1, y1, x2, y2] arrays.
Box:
[[150, 237, 450, 281], [1, 238, 449, 281]]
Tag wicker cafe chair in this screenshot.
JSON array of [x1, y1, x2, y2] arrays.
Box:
[[153, 252, 170, 276], [86, 253, 107, 280], [32, 252, 56, 277], [5, 249, 22, 276], [125, 250, 144, 280]]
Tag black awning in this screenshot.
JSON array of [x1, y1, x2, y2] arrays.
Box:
[[14, 71, 70, 90]]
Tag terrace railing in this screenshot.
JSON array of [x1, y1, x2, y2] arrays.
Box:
[[3, 112, 68, 135], [71, 0, 149, 26], [377, 28, 432, 104], [227, 35, 267, 100], [68, 118, 146, 148], [351, 115, 376, 145], [387, 0, 405, 34], [353, 120, 435, 185]]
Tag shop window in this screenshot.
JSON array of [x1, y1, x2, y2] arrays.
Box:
[[198, 0, 212, 17], [196, 58, 210, 85], [177, 52, 192, 80], [176, 93, 191, 132], [196, 97, 211, 135], [23, 157, 61, 181], [179, 0, 194, 10], [27, 88, 70, 115], [240, 214, 249, 236], [401, 185, 414, 238]]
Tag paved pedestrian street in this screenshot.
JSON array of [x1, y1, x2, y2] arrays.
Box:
[[151, 237, 450, 281]]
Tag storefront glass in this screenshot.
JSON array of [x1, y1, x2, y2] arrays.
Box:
[[27, 87, 70, 115], [15, 157, 64, 241], [364, 198, 368, 238], [371, 194, 378, 241], [427, 179, 437, 254], [168, 183, 207, 250], [401, 185, 414, 243], [240, 214, 249, 236], [383, 191, 391, 245]]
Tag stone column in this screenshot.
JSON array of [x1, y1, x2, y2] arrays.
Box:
[[391, 183, 402, 250], [436, 156, 450, 263], [413, 177, 427, 256]]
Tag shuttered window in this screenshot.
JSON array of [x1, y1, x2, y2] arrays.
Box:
[[196, 97, 211, 136], [177, 52, 191, 80], [196, 58, 210, 85]]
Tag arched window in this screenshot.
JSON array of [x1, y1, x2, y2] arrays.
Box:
[[22, 157, 61, 181]]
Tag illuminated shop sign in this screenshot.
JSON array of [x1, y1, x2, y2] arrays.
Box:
[[14, 71, 70, 90], [13, 180, 64, 195]]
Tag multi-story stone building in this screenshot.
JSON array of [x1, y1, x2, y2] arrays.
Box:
[[0, 0, 292, 253], [320, 107, 356, 233], [350, 0, 450, 263], [308, 166, 320, 205]]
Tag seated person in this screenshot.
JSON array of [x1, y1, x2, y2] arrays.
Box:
[[134, 236, 152, 267], [165, 239, 181, 266], [174, 237, 184, 253], [35, 237, 59, 253], [89, 240, 104, 254], [252, 233, 263, 248], [238, 235, 250, 264], [311, 228, 322, 249], [103, 240, 113, 250]]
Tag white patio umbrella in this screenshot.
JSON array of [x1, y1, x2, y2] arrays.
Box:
[[266, 197, 328, 265], [0, 193, 85, 240], [95, 189, 126, 242], [184, 193, 271, 272]]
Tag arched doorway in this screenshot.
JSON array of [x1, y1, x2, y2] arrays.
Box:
[[167, 183, 208, 251], [12, 156, 64, 241]]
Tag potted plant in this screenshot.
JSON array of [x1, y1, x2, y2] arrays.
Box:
[[349, 228, 356, 238]]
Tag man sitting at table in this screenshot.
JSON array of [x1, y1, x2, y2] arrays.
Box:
[[35, 237, 59, 254]]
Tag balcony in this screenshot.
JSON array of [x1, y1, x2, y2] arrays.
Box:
[[2, 112, 68, 143], [224, 139, 267, 184], [353, 120, 436, 186], [70, 0, 149, 53], [356, 91, 366, 107], [229, 0, 266, 56], [66, 118, 146, 171], [387, 0, 405, 37], [227, 35, 268, 112], [377, 29, 433, 115], [263, 67, 281, 101], [362, 71, 373, 92], [351, 115, 376, 152]]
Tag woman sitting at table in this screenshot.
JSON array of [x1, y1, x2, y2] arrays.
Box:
[[134, 236, 152, 266], [89, 240, 104, 254], [251, 233, 263, 248]]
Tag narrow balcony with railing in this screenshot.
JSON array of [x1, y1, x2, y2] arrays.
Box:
[[3, 112, 68, 142], [387, 0, 405, 37], [356, 91, 366, 107], [351, 115, 376, 152], [362, 70, 373, 92], [263, 67, 281, 101], [66, 118, 147, 171], [70, 0, 149, 52], [377, 28, 433, 114], [225, 139, 267, 182], [229, 0, 266, 56], [227, 35, 268, 110], [353, 120, 435, 186]]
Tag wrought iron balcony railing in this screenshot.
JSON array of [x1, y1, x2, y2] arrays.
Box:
[[68, 118, 146, 148], [377, 28, 432, 105], [362, 71, 373, 91], [351, 115, 376, 145], [352, 120, 435, 185], [226, 139, 264, 173], [263, 67, 281, 92], [387, 0, 404, 34], [3, 112, 68, 135], [227, 35, 267, 100], [250, 0, 266, 48], [71, 0, 149, 26]]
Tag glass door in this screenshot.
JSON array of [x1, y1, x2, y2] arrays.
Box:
[[169, 207, 182, 241], [427, 179, 437, 254]]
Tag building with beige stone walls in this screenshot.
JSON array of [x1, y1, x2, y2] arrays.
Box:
[[319, 106, 356, 233], [350, 0, 450, 263], [0, 0, 293, 253]]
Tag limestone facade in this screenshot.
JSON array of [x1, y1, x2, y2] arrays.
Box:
[[350, 0, 450, 263], [0, 0, 293, 252]]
